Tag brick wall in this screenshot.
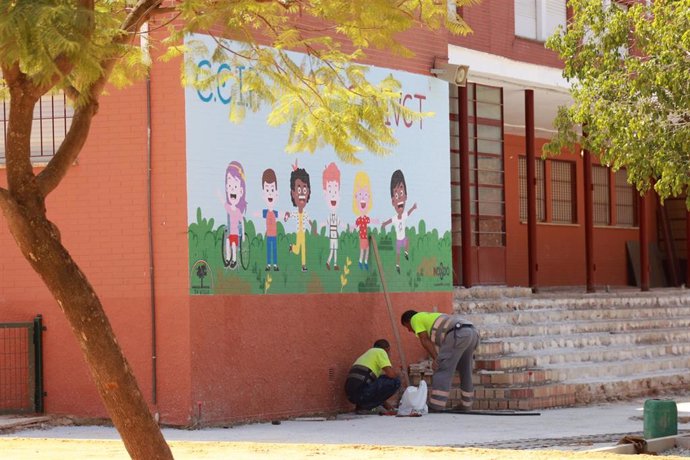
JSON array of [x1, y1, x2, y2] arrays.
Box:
[[453, 0, 563, 68]]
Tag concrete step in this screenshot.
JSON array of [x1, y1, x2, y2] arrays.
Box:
[[477, 327, 690, 354], [454, 289, 690, 314], [474, 316, 690, 339], [543, 355, 690, 382], [446, 288, 690, 411], [477, 341, 690, 369], [463, 305, 690, 326], [474, 368, 555, 386]]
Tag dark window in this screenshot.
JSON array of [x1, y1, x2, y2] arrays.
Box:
[[519, 156, 546, 222], [615, 168, 637, 226], [1, 91, 73, 163], [551, 160, 576, 224], [592, 165, 610, 225]]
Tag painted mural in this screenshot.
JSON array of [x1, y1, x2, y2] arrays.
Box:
[[185, 34, 452, 295]]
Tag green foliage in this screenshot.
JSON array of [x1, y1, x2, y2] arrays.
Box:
[[545, 0, 690, 204], [171, 0, 478, 163], [0, 1, 148, 105]]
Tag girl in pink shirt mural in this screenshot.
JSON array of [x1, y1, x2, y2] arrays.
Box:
[[352, 171, 378, 270], [223, 161, 247, 269]]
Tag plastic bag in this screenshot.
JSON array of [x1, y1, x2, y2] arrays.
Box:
[[397, 380, 428, 416]]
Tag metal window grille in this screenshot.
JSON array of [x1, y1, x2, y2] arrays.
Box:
[[0, 315, 44, 414], [551, 160, 576, 224], [518, 156, 546, 222], [1, 90, 73, 163], [615, 169, 637, 226], [592, 165, 611, 225]]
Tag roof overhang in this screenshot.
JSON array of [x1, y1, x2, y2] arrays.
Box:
[[448, 45, 574, 139]]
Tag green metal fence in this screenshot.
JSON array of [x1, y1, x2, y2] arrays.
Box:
[[0, 315, 44, 414]]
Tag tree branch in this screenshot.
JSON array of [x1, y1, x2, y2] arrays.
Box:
[[35, 0, 164, 196], [36, 102, 98, 196]]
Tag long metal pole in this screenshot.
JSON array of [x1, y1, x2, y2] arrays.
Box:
[[525, 90, 537, 291], [370, 235, 409, 387]]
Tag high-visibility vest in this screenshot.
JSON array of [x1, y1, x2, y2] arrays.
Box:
[[429, 314, 474, 348]]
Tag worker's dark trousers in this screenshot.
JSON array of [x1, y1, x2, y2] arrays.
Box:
[[345, 376, 401, 410], [430, 325, 480, 411]]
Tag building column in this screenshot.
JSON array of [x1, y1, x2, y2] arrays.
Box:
[[525, 90, 538, 291], [687, 207, 690, 287], [639, 191, 649, 291], [460, 84, 472, 287], [583, 147, 595, 292]]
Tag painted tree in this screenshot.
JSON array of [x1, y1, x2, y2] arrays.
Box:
[[544, 0, 689, 202], [0, 1, 476, 458]]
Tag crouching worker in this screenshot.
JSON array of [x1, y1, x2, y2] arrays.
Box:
[[401, 310, 479, 412], [345, 339, 401, 414]]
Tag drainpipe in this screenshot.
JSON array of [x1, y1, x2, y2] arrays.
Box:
[[141, 22, 158, 406]]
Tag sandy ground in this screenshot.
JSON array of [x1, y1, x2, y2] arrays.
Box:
[[0, 438, 676, 460]]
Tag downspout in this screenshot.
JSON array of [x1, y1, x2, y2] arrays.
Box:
[[141, 22, 158, 407]]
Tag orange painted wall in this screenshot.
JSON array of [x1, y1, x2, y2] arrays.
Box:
[[504, 134, 656, 287], [0, 43, 193, 423], [189, 291, 450, 424]]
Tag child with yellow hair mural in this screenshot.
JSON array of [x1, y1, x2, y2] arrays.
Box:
[[352, 171, 378, 270]]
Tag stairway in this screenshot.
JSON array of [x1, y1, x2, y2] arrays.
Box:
[[448, 287, 690, 411]]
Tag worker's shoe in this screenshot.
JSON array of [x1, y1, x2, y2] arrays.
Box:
[[354, 406, 377, 415]]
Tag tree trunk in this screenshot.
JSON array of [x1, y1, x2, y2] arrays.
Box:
[[0, 194, 173, 459]]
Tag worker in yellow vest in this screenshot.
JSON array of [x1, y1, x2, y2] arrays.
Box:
[[401, 310, 479, 412], [344, 339, 401, 414]]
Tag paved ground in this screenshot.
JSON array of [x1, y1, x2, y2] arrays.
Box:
[[1, 396, 689, 453]]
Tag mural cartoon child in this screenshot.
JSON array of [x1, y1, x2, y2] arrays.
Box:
[[381, 169, 417, 274], [322, 162, 341, 270], [352, 171, 378, 270], [255, 168, 280, 271], [221, 161, 247, 270], [284, 160, 311, 272]]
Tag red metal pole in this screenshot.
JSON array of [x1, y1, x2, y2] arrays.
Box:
[[525, 90, 537, 291], [639, 191, 649, 291], [459, 84, 472, 287], [583, 147, 595, 292]]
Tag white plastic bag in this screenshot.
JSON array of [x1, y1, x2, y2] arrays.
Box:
[[397, 380, 428, 416]]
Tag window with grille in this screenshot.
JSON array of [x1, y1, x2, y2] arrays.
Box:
[[592, 165, 610, 225], [515, 0, 567, 41], [551, 160, 576, 224], [518, 156, 545, 222], [1, 91, 73, 164], [470, 83, 505, 247], [615, 168, 637, 226]]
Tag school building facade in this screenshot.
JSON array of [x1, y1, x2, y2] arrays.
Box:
[[1, 1, 683, 426]]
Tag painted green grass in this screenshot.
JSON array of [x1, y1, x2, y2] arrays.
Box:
[[188, 207, 452, 295]]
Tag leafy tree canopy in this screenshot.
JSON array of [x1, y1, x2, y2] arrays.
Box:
[[545, 0, 689, 202], [1, 0, 478, 164]]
